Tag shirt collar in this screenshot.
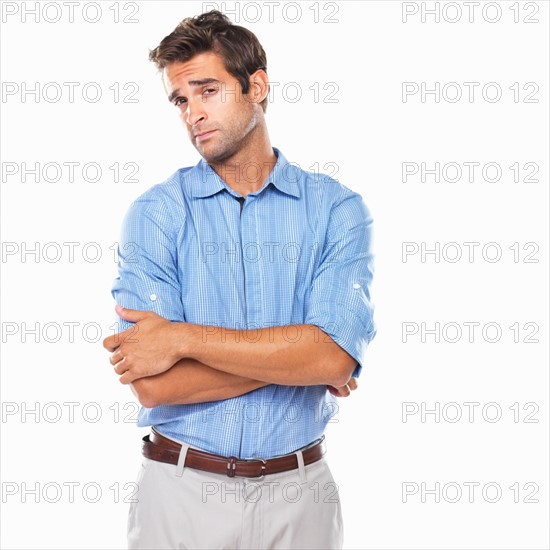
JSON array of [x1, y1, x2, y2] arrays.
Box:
[[191, 147, 301, 199]]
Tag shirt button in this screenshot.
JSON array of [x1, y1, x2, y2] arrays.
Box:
[[353, 283, 361, 289], [150, 294, 157, 301]]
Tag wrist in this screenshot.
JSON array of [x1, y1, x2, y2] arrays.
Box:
[[172, 322, 198, 360]]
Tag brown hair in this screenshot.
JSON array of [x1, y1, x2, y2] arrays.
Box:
[[149, 10, 269, 112]]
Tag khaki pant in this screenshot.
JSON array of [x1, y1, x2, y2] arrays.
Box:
[[127, 438, 343, 549]]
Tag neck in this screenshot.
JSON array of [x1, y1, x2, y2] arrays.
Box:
[[208, 124, 277, 198]]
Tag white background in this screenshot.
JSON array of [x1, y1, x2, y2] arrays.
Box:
[[1, 1, 549, 548]]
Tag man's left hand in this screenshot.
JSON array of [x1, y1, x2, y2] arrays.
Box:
[[103, 305, 183, 384]]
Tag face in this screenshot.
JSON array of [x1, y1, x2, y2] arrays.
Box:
[[163, 51, 263, 163]]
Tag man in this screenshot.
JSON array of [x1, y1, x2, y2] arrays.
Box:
[[103, 10, 376, 550]]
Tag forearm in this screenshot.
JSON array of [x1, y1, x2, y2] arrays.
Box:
[[180, 323, 356, 387], [130, 357, 269, 408]]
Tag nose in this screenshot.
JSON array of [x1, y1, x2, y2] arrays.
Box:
[[185, 97, 207, 127]]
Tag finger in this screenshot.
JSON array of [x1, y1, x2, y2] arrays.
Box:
[[115, 304, 150, 323], [103, 334, 120, 352], [103, 322, 140, 351], [347, 378, 358, 391], [113, 357, 129, 376], [103, 330, 133, 351], [119, 369, 139, 385], [330, 385, 350, 398], [109, 349, 124, 366]]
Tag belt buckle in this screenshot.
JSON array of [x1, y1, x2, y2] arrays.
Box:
[[226, 456, 237, 478], [243, 457, 267, 478]]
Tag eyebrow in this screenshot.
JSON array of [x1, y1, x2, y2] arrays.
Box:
[[167, 78, 221, 103]]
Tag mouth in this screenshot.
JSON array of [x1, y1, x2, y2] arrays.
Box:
[[195, 130, 217, 142]]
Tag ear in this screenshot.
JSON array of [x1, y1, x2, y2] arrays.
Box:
[[248, 69, 270, 105]]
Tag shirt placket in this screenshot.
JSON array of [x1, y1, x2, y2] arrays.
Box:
[[238, 193, 265, 457]]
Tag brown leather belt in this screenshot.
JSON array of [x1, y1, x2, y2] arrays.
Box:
[[142, 429, 326, 478]]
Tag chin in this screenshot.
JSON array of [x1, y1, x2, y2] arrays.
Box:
[[198, 145, 234, 164]]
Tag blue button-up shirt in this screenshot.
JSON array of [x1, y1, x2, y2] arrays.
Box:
[[111, 147, 376, 458]]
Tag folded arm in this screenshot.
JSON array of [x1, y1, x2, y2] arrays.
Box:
[[130, 357, 269, 408], [104, 308, 357, 388], [179, 322, 357, 387]]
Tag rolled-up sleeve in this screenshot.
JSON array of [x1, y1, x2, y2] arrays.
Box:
[[305, 190, 376, 378], [111, 193, 185, 332]]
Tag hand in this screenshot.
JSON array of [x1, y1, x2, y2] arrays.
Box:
[[103, 305, 183, 384], [326, 377, 358, 398]]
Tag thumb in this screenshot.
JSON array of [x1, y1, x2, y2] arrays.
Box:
[[115, 304, 149, 322]]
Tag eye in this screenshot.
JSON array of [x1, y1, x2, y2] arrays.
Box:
[[203, 87, 217, 95], [174, 97, 187, 107]]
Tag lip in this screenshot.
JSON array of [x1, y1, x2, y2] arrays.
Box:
[[195, 130, 216, 142]]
